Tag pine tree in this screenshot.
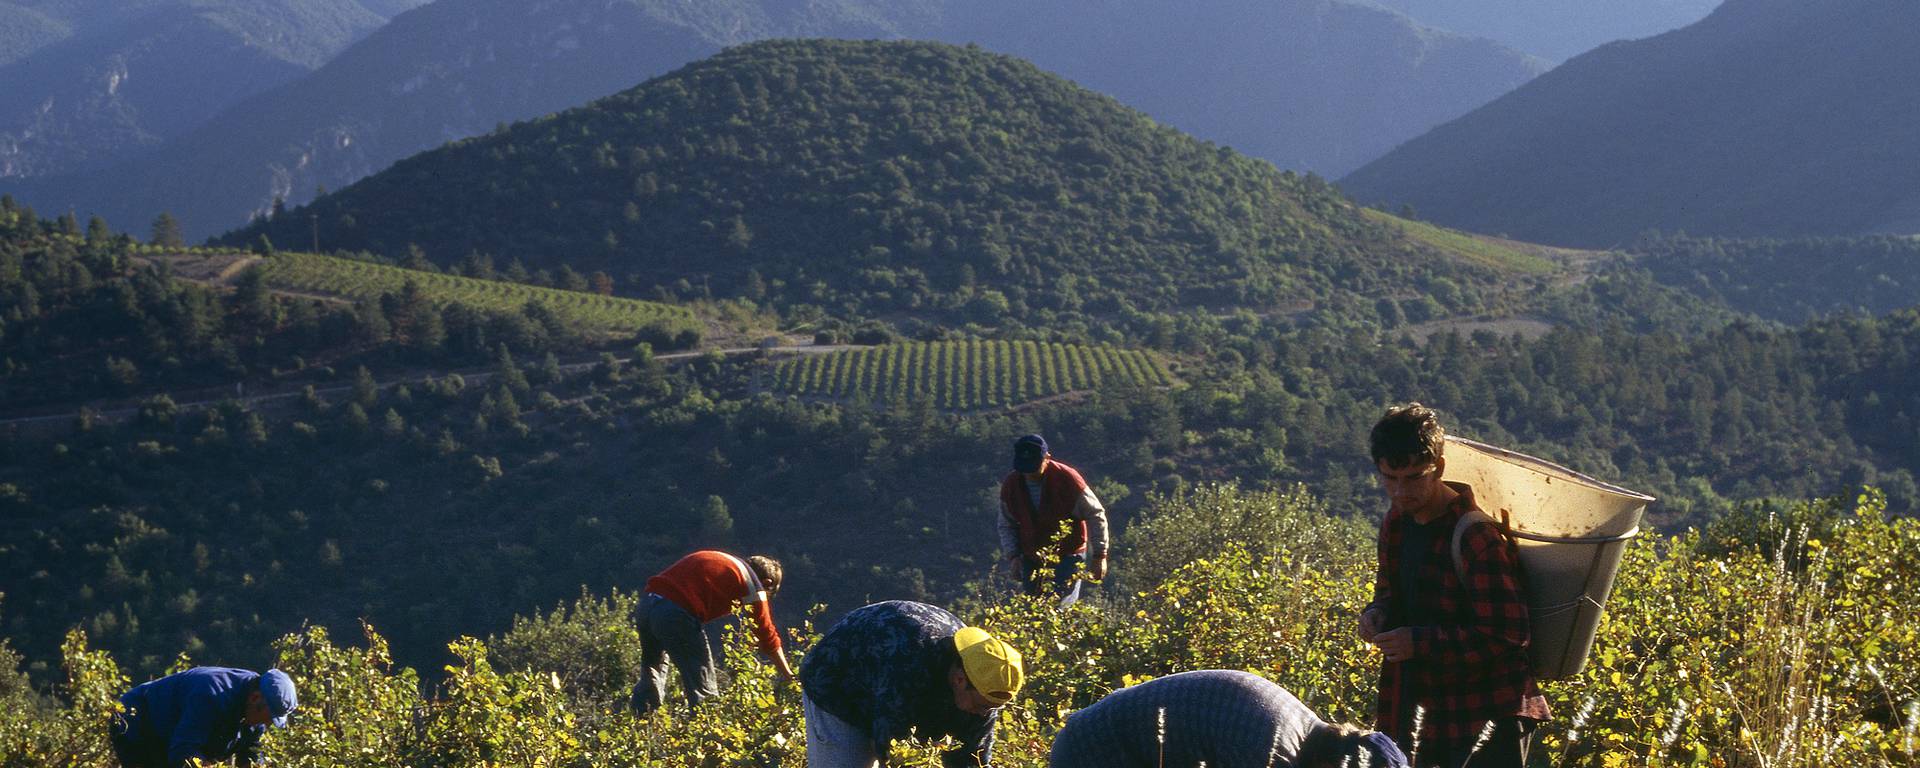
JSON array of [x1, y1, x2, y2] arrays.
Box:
[[150, 212, 185, 248], [353, 366, 378, 408], [494, 344, 529, 394]]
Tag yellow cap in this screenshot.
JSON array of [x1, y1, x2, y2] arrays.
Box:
[[952, 627, 1023, 705]]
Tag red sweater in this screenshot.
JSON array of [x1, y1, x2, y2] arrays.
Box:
[[1000, 461, 1091, 558], [645, 551, 782, 655]]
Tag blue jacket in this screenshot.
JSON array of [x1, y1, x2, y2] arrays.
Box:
[[119, 667, 266, 767], [799, 601, 997, 768], [1048, 671, 1327, 768]]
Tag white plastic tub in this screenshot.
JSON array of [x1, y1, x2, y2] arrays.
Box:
[[1442, 436, 1656, 679]]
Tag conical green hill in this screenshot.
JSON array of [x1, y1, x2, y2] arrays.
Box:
[[226, 39, 1510, 322]]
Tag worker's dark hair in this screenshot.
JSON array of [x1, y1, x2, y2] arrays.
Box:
[[746, 555, 783, 595], [1294, 723, 1379, 768], [1370, 402, 1446, 469]]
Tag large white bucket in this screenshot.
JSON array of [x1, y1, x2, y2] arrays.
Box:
[[1442, 436, 1656, 679]]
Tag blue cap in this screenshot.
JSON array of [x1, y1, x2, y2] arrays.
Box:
[[1013, 434, 1048, 473], [1360, 732, 1409, 767], [259, 669, 297, 728]]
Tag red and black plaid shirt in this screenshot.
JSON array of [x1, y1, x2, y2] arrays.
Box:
[[1369, 482, 1550, 751]]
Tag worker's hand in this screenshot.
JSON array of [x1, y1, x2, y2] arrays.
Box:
[[1358, 606, 1385, 643], [1087, 556, 1108, 581], [1371, 627, 1416, 663]]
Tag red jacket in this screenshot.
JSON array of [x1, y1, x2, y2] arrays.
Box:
[[999, 461, 1090, 558], [645, 551, 782, 655], [1369, 483, 1550, 750]]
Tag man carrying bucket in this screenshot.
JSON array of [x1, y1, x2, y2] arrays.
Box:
[[1357, 404, 1549, 767]]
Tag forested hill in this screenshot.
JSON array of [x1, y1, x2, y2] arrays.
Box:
[[1339, 0, 1920, 247], [224, 39, 1527, 332], [1629, 232, 1920, 323]]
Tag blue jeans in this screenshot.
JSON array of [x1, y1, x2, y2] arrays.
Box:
[[630, 593, 720, 714], [803, 693, 880, 768], [1020, 552, 1085, 599]]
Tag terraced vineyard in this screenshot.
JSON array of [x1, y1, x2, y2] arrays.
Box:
[[256, 251, 700, 340], [769, 341, 1170, 409]]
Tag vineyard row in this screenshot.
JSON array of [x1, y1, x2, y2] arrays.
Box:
[[255, 252, 695, 334], [769, 341, 1169, 409]]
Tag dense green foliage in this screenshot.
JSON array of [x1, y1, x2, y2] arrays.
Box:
[[1176, 305, 1920, 522], [1341, 0, 1920, 246], [225, 39, 1543, 337], [0, 201, 651, 409], [257, 250, 701, 343], [0, 331, 1181, 681], [0, 199, 361, 408], [10, 281, 1920, 691], [1631, 233, 1920, 323], [768, 341, 1168, 410], [5, 486, 1917, 766]]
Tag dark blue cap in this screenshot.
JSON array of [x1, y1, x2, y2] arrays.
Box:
[[1013, 434, 1048, 473], [1361, 732, 1409, 767], [259, 669, 297, 728]]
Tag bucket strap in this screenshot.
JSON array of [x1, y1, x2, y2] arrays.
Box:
[[1449, 507, 1504, 585]]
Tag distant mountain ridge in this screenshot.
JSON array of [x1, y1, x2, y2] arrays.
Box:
[[937, 0, 1545, 179], [0, 2, 68, 66], [1367, 0, 1720, 60], [0, 0, 426, 178], [1339, 0, 1920, 247], [10, 0, 1540, 241]]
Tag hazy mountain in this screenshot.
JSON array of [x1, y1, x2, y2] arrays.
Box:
[[223, 39, 1525, 328], [938, 0, 1546, 179], [12, 0, 1538, 241], [349, 0, 428, 15], [0, 0, 422, 178], [1366, 0, 1721, 61], [1339, 0, 1920, 247], [0, 2, 69, 66], [10, 0, 938, 239]]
